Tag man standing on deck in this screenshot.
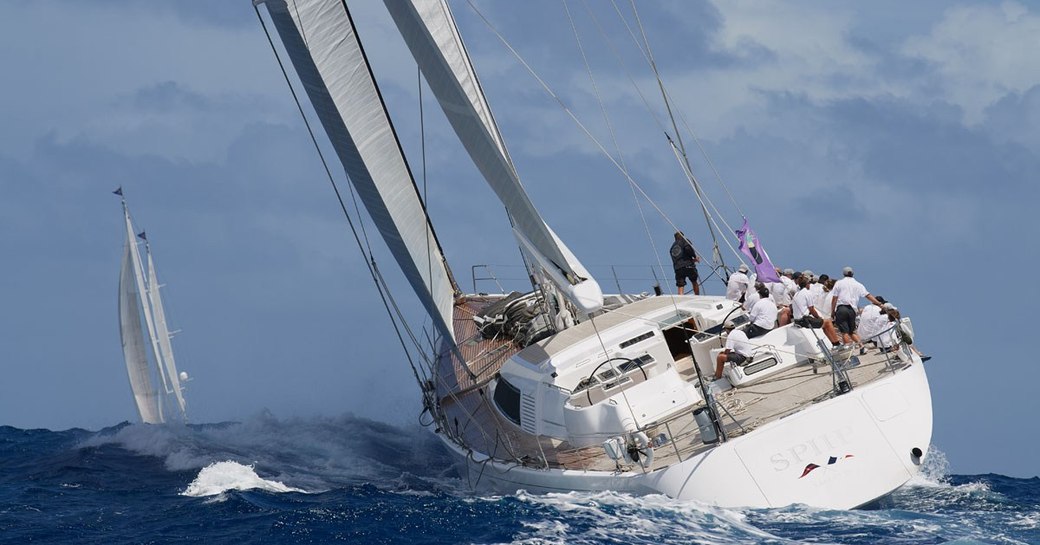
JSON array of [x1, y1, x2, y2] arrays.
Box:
[[830, 266, 882, 349], [670, 231, 701, 295]]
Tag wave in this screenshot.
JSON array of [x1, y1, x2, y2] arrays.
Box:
[[180, 460, 304, 498], [76, 411, 459, 494], [4, 423, 1040, 544]]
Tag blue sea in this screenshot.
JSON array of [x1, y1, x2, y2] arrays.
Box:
[[1, 414, 1036, 544]]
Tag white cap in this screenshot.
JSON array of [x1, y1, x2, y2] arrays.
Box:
[[842, 266, 854, 276], [883, 302, 896, 310], [784, 268, 795, 276], [737, 264, 749, 273], [802, 269, 814, 279]]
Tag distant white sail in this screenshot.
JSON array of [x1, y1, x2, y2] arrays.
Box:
[[259, 0, 458, 343], [384, 0, 602, 313], [117, 201, 188, 424], [118, 241, 161, 424], [146, 251, 187, 420]]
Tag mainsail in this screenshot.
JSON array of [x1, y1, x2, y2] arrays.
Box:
[[118, 240, 162, 424], [383, 0, 602, 313], [258, 0, 458, 343]]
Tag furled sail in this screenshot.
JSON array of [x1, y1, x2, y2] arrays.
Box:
[[118, 240, 162, 424], [146, 251, 187, 419], [383, 0, 602, 313], [258, 0, 458, 342]]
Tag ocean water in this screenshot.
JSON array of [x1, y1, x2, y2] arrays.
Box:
[[1, 414, 1036, 545]]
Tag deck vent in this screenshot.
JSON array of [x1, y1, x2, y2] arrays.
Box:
[[520, 393, 538, 434], [744, 357, 778, 375]]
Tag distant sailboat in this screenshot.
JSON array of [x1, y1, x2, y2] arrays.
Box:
[[116, 189, 188, 424]]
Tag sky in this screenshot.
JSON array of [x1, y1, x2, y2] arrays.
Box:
[[1, 0, 1037, 478]]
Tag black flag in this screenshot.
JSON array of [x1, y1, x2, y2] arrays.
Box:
[[137, 231, 147, 241], [113, 187, 123, 196]]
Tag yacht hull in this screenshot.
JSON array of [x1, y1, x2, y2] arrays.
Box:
[[438, 359, 932, 509]]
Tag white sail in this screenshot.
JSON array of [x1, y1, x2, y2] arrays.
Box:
[[258, 0, 457, 343], [146, 251, 187, 421], [118, 240, 162, 424], [384, 0, 603, 313]]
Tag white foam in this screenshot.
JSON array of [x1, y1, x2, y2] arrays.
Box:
[[181, 460, 305, 497]]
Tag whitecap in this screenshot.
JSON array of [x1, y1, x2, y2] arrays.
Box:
[[180, 460, 305, 497]]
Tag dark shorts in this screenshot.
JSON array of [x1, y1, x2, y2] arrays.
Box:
[[834, 304, 857, 334], [795, 316, 824, 329], [726, 352, 748, 364], [746, 323, 771, 338], [674, 266, 698, 287]]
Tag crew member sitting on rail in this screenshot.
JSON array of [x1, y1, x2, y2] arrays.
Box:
[[791, 275, 841, 346], [715, 320, 754, 380], [747, 284, 778, 339]]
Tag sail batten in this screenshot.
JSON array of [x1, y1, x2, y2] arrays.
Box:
[[384, 0, 602, 312], [259, 0, 457, 342]]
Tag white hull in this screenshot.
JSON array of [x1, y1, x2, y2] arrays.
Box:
[[439, 358, 932, 509]]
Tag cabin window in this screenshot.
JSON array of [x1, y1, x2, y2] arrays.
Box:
[[619, 331, 654, 349], [493, 377, 522, 426]]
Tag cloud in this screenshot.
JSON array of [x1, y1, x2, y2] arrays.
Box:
[[901, 1, 1040, 124]]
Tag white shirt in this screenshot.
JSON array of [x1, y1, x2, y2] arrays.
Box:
[[857, 305, 884, 339], [816, 289, 833, 319], [724, 328, 754, 357], [791, 288, 817, 320], [749, 298, 778, 329], [831, 276, 868, 308], [726, 272, 750, 301], [768, 281, 792, 306]]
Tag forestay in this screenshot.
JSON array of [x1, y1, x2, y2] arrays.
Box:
[[259, 0, 458, 342], [384, 0, 602, 313]]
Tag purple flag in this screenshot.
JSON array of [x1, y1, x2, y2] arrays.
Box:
[[736, 219, 780, 283]]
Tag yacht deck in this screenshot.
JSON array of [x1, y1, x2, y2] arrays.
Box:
[[434, 294, 912, 473]]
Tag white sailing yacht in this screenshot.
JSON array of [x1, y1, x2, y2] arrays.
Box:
[[116, 190, 188, 425], [253, 0, 933, 508]]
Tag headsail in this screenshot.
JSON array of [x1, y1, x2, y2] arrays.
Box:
[[383, 0, 602, 313], [118, 239, 162, 424], [257, 0, 458, 343]]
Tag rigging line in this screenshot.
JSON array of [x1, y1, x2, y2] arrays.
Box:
[[608, 0, 746, 230], [255, 6, 428, 389], [580, 1, 681, 290], [463, 0, 707, 273], [669, 94, 745, 218], [628, 0, 725, 273], [562, 0, 666, 298], [666, 139, 744, 269], [419, 65, 435, 336]]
